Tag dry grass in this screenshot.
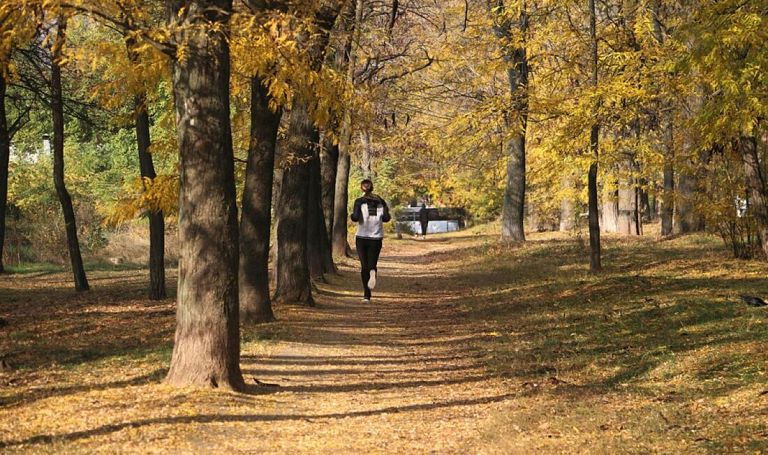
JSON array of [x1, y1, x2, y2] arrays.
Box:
[[0, 224, 766, 453]]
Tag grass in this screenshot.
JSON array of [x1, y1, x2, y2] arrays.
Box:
[[445, 226, 768, 452]]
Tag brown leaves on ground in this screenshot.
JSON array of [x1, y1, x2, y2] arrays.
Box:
[[1, 226, 767, 453]]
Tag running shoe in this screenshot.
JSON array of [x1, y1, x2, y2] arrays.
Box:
[[368, 270, 377, 290]]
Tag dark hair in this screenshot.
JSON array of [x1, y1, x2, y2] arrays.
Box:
[[360, 179, 374, 193]]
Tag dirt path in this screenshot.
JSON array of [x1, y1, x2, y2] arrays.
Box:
[[235, 236, 514, 453]]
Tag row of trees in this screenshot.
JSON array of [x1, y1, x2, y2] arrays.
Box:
[[1, 0, 373, 389], [1, 0, 766, 389], [371, 0, 767, 268]]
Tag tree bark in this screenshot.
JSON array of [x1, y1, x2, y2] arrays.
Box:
[[307, 147, 335, 279], [319, 0, 356, 243], [164, 0, 244, 391], [126, 39, 166, 300], [673, 163, 699, 234], [660, 127, 675, 237], [588, 0, 601, 272], [617, 157, 639, 235], [274, 101, 316, 306], [740, 135, 768, 258], [239, 77, 280, 324], [332, 148, 352, 257], [0, 74, 9, 273], [491, 0, 528, 242], [320, 137, 338, 240], [360, 130, 373, 179], [331, 0, 362, 259], [651, 0, 674, 236], [273, 0, 343, 305], [51, 18, 89, 291], [134, 93, 166, 300]]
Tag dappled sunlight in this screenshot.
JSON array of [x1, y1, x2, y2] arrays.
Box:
[[2, 230, 767, 452]]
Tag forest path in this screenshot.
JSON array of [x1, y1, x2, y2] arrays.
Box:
[[0, 233, 518, 454], [237, 234, 514, 452]]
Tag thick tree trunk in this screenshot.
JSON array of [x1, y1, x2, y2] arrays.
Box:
[[307, 148, 336, 279], [501, 133, 526, 241], [134, 93, 166, 300], [491, 0, 528, 242], [588, 0, 601, 273], [0, 74, 9, 273], [165, 0, 244, 391], [740, 135, 768, 258], [332, 148, 352, 257], [274, 0, 343, 305], [239, 77, 280, 324], [51, 19, 89, 292], [274, 101, 316, 306], [320, 137, 338, 240]]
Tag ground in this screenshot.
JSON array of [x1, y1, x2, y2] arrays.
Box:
[[1, 226, 767, 453]]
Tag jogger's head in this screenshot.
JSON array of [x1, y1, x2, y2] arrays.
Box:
[[360, 179, 374, 195]]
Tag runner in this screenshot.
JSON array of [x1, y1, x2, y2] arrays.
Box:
[[350, 179, 391, 303]]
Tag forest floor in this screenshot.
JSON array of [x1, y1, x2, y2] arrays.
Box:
[[1, 225, 768, 453]]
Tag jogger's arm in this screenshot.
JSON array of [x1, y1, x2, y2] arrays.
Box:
[[350, 198, 363, 222]]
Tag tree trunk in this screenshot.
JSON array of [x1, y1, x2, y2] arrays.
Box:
[[273, 0, 343, 305], [239, 77, 280, 324], [639, 183, 651, 222], [332, 148, 352, 257], [330, 0, 362, 259], [651, 0, 674, 236], [319, 0, 356, 244], [0, 74, 9, 273], [307, 148, 336, 279], [307, 147, 327, 282], [360, 130, 373, 179], [134, 93, 166, 300], [491, 0, 528, 242], [617, 157, 639, 235], [164, 0, 244, 391], [588, 0, 601, 273], [271, 157, 283, 287], [274, 101, 316, 306], [601, 188, 619, 233], [740, 135, 768, 258], [126, 39, 166, 300], [661, 155, 675, 236], [501, 133, 526, 241], [674, 164, 699, 234], [320, 137, 338, 241], [51, 18, 89, 292]]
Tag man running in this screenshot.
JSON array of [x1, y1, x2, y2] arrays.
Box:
[[350, 179, 391, 303]]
